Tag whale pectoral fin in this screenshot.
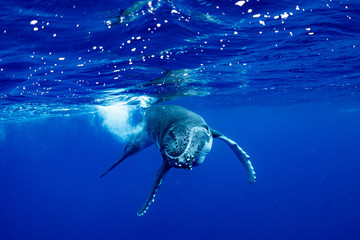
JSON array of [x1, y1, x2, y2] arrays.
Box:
[[211, 128, 256, 184], [100, 138, 147, 178], [137, 161, 171, 216]]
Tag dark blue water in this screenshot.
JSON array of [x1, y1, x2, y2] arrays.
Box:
[[1, 0, 360, 239]]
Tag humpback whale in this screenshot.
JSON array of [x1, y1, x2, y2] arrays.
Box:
[[100, 105, 256, 216]]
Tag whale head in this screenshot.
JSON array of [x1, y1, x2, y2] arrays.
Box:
[[161, 124, 213, 170]]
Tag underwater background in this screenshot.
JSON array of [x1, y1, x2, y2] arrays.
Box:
[[1, 0, 360, 239]]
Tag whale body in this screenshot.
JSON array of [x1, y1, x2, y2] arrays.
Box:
[[100, 105, 256, 216]]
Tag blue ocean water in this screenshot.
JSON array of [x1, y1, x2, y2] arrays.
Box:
[[1, 0, 360, 239]]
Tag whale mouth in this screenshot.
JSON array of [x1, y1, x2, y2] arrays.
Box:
[[162, 125, 213, 169]]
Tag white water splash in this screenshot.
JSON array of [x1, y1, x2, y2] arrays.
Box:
[[96, 96, 155, 142], [97, 104, 141, 142]]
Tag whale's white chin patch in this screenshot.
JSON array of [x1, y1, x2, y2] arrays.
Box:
[[196, 135, 213, 165]]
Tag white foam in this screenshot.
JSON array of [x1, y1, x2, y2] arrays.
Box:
[[30, 20, 38, 25], [235, 1, 246, 7], [96, 95, 156, 141], [97, 103, 145, 142]]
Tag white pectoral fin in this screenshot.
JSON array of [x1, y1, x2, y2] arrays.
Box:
[[211, 128, 256, 184]]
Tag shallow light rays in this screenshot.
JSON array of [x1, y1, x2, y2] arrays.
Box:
[[0, 126, 6, 143]]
